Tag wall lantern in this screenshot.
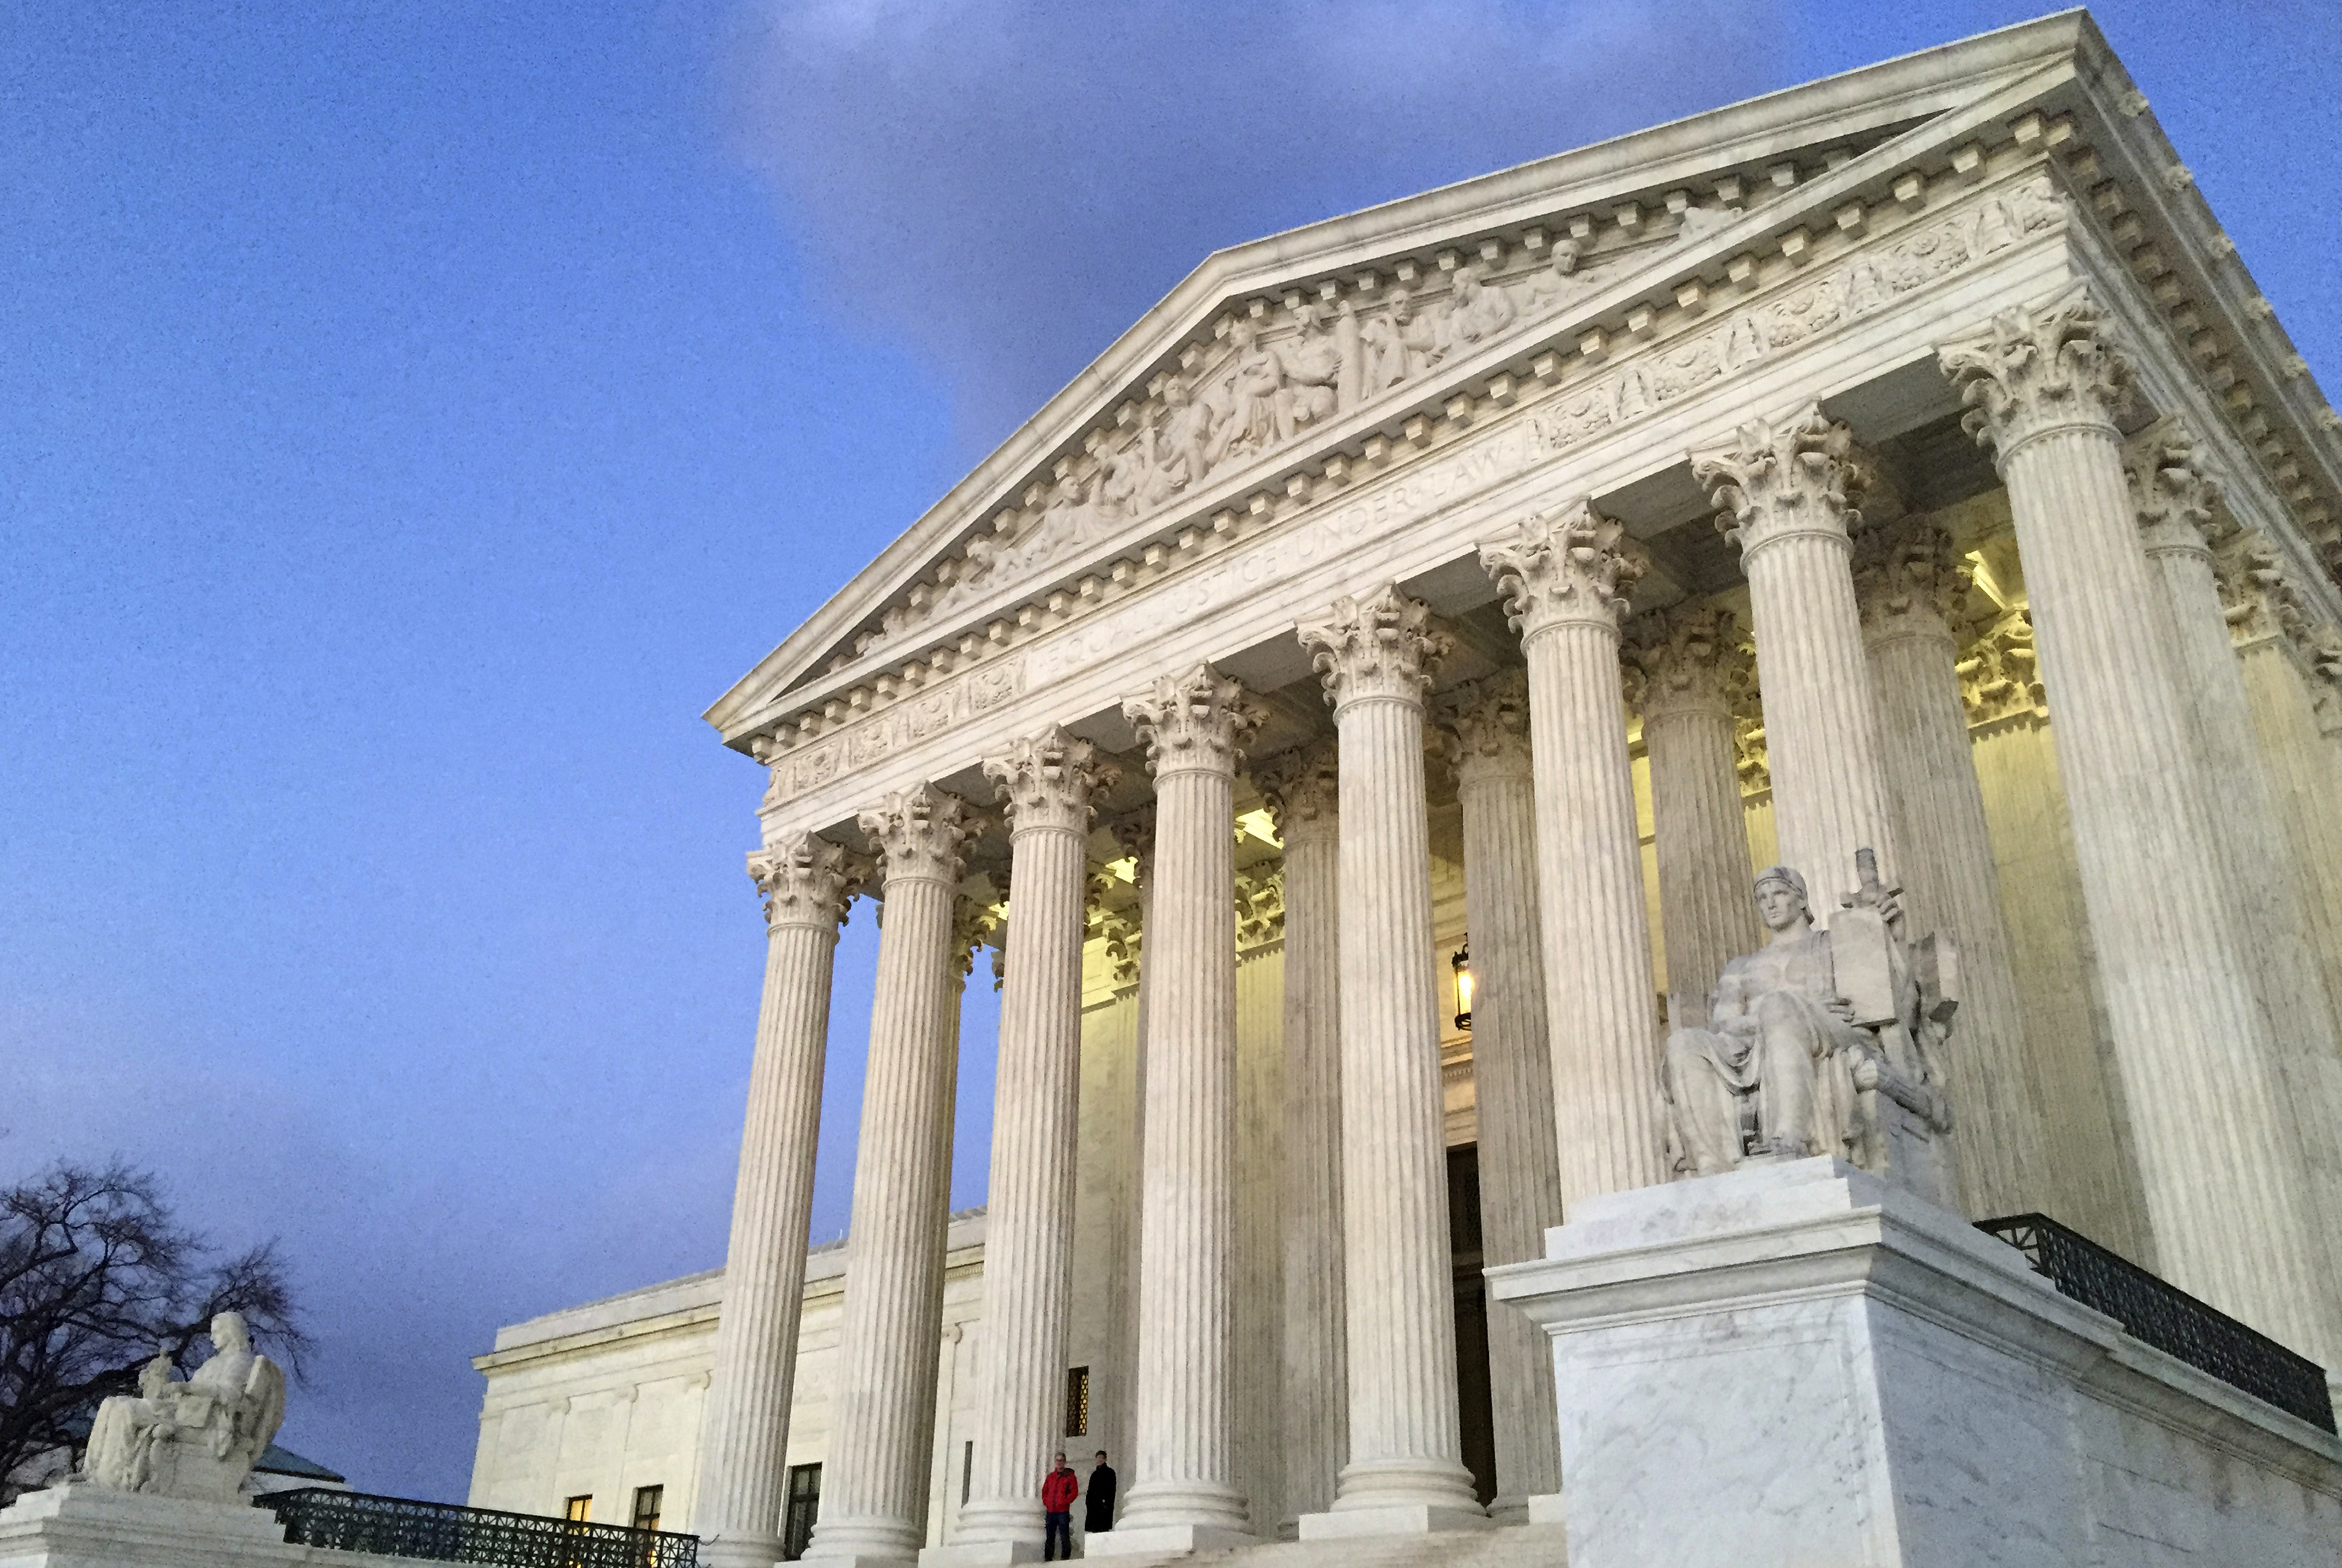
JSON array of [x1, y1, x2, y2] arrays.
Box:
[[1452, 945, 1474, 1032]]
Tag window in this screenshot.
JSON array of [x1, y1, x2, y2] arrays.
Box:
[[781, 1464, 821, 1562], [960, 1441, 973, 1505], [1065, 1366, 1090, 1438], [630, 1486, 663, 1535], [564, 1496, 592, 1524]]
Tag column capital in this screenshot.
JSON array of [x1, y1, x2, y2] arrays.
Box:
[[950, 896, 1003, 982], [984, 725, 1121, 837], [1938, 283, 2136, 462], [2124, 415, 2224, 561], [1853, 515, 1971, 646], [1235, 866, 1286, 952], [1957, 607, 2047, 727], [1624, 604, 1749, 723], [748, 830, 870, 933], [1123, 663, 1265, 781], [1437, 668, 1533, 787], [1254, 738, 1339, 844], [1296, 582, 1452, 710], [858, 783, 981, 888], [2308, 627, 2342, 738], [1479, 500, 1644, 641], [1692, 404, 1870, 561], [2214, 524, 2314, 651]]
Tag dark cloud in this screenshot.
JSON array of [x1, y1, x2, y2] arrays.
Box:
[[725, 0, 1789, 450]]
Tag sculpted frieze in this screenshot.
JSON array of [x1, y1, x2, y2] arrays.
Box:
[[763, 656, 1027, 811]]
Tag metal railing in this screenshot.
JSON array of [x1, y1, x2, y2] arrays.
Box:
[[259, 1489, 699, 1568], [1977, 1213, 2337, 1434]]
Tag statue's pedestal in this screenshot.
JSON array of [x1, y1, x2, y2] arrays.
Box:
[[0, 1484, 397, 1568], [1487, 1157, 2342, 1568]]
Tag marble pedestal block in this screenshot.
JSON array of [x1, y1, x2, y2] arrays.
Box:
[[0, 1484, 404, 1568], [1487, 1158, 2342, 1568]]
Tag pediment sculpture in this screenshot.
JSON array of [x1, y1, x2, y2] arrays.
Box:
[[1661, 852, 1959, 1206], [83, 1312, 287, 1503]]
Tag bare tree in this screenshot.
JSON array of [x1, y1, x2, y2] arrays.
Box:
[[0, 1161, 308, 1500]]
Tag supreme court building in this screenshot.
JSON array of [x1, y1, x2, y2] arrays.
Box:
[[468, 14, 2342, 1565]]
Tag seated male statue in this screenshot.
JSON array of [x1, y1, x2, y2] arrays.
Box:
[[1662, 853, 1958, 1204], [84, 1311, 287, 1502]]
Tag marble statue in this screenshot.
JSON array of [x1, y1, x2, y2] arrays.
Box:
[[83, 1313, 286, 1503], [1662, 854, 1959, 1205]]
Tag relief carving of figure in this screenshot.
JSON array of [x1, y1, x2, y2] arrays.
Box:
[[1662, 854, 1959, 1206], [1359, 292, 1410, 396], [84, 1313, 287, 1503], [1444, 261, 1515, 350], [1515, 236, 1588, 316], [1003, 473, 1098, 573], [1146, 377, 1213, 502], [1206, 317, 1286, 467], [1271, 302, 1342, 437]]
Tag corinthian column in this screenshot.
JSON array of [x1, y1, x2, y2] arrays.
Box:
[[1851, 515, 2044, 1219], [1253, 741, 1346, 1532], [1092, 666, 1263, 1558], [1292, 585, 1483, 1538], [1939, 285, 2342, 1360], [1481, 503, 1666, 1205], [1438, 672, 1562, 1522], [937, 731, 1118, 1563], [2125, 423, 2342, 1357], [1625, 605, 1762, 1026], [805, 785, 978, 1568], [698, 833, 867, 1568], [1693, 408, 1901, 908]]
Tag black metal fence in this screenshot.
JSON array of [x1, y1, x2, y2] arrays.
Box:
[[1977, 1213, 2337, 1433], [259, 1489, 699, 1568]]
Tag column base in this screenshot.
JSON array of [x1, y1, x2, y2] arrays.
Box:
[[697, 1533, 787, 1568], [1296, 1504, 1494, 1541], [918, 1542, 1040, 1567], [1080, 1523, 1254, 1558], [801, 1517, 923, 1568]]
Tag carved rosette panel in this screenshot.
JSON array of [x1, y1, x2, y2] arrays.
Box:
[[1295, 582, 1452, 711], [1939, 283, 2136, 460], [2124, 415, 2224, 560], [1437, 667, 1533, 787], [983, 725, 1121, 839], [1852, 515, 1972, 642], [1957, 607, 2048, 726], [1692, 404, 1870, 561], [857, 782, 981, 888], [1122, 663, 1265, 781], [748, 830, 871, 932], [1253, 737, 1339, 844], [1479, 501, 1645, 641], [1624, 604, 1748, 722]]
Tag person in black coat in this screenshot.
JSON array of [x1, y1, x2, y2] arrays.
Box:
[[1083, 1450, 1117, 1535]]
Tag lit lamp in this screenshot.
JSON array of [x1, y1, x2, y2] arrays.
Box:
[[1452, 945, 1474, 1032]]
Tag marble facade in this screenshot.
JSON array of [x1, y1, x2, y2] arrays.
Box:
[[480, 14, 2342, 1565]]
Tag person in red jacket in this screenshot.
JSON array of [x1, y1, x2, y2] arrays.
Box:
[[1040, 1453, 1079, 1561]]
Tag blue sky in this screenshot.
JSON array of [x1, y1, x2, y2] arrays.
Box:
[[4, 0, 2336, 1504]]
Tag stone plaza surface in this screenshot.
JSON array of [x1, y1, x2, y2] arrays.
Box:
[[1491, 1157, 2342, 1567], [0, 1487, 405, 1568]]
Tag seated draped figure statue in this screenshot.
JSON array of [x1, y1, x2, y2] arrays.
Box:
[[84, 1311, 286, 1503], [1662, 853, 1959, 1205]]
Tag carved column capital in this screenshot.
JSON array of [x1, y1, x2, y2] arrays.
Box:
[[2213, 525, 2312, 651], [1624, 604, 1749, 722], [1235, 867, 1286, 951], [1853, 515, 1972, 645], [1122, 663, 1264, 781], [857, 782, 981, 887], [949, 896, 1003, 982], [1956, 607, 2047, 726], [1253, 738, 1339, 844], [1436, 668, 1533, 787], [983, 725, 1120, 837], [1296, 583, 1452, 710], [2306, 626, 2342, 738], [1938, 283, 2136, 462], [2124, 415, 2224, 560], [748, 830, 870, 932], [1479, 500, 1645, 641], [1692, 405, 1871, 561]]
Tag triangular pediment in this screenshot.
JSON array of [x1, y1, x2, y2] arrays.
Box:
[[706, 9, 2341, 749]]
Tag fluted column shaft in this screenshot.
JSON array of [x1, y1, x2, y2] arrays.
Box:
[[1855, 519, 2044, 1219], [1294, 585, 1479, 1531], [1629, 608, 1762, 1024], [1442, 677, 1563, 1519], [1484, 506, 1666, 1207], [1695, 408, 1900, 908], [697, 835, 863, 1568], [2238, 639, 2342, 1016], [1941, 290, 2338, 1357], [952, 734, 1115, 1551], [1101, 667, 1261, 1553], [1257, 746, 1346, 1529], [807, 787, 974, 1566]]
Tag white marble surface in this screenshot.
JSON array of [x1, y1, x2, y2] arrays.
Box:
[[1490, 1158, 2342, 1568], [0, 1484, 409, 1568]]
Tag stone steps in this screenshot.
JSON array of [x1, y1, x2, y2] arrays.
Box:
[[1089, 1524, 1569, 1568]]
